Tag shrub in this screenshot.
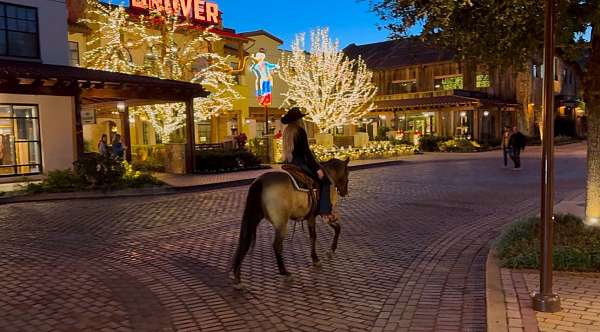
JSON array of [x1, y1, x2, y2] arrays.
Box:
[[418, 135, 450, 152], [437, 139, 481, 152], [73, 153, 125, 188], [497, 214, 600, 272], [194, 149, 262, 173], [25, 170, 87, 194]]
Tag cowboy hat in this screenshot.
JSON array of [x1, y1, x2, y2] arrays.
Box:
[[281, 107, 305, 124]]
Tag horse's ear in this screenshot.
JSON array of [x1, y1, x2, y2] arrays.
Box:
[[344, 157, 350, 165]]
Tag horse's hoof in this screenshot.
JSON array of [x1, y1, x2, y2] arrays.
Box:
[[326, 250, 335, 259], [232, 282, 247, 291], [313, 260, 322, 268]]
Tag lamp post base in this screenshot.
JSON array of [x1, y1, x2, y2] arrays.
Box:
[[532, 292, 561, 312]]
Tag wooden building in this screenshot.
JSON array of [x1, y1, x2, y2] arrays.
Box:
[[345, 39, 527, 142]]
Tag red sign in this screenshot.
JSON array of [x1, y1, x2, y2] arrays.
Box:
[[130, 0, 220, 25]]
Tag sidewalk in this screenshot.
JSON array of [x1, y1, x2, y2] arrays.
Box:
[[487, 191, 600, 332], [0, 154, 413, 204]]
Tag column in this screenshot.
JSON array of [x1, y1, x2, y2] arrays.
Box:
[[74, 90, 84, 159], [185, 97, 196, 174], [121, 106, 132, 162]]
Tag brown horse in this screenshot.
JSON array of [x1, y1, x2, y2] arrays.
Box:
[[232, 158, 350, 289]]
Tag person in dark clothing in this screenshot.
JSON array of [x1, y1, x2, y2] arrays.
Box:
[[281, 107, 336, 222], [508, 126, 526, 170], [501, 126, 511, 167]]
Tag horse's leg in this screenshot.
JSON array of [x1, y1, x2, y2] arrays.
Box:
[[327, 221, 341, 259], [273, 225, 290, 276], [307, 217, 321, 267]]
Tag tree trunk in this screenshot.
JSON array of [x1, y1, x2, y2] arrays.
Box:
[[584, 24, 600, 223]]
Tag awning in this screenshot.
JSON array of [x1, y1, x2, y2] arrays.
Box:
[[0, 59, 208, 105], [374, 91, 519, 111]]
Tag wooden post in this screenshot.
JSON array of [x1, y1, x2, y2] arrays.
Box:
[[74, 89, 84, 159], [185, 97, 196, 174], [122, 106, 132, 162]]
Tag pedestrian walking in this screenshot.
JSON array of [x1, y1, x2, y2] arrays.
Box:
[[508, 126, 526, 170], [111, 134, 126, 160], [501, 126, 511, 168], [98, 134, 109, 156]]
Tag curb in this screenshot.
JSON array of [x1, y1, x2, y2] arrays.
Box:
[[486, 249, 509, 332], [0, 159, 407, 205]]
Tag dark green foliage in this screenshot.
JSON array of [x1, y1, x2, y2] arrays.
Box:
[[195, 149, 262, 173], [418, 135, 450, 152], [497, 214, 600, 272], [73, 153, 125, 188], [437, 138, 481, 152], [25, 170, 87, 193], [26, 154, 162, 194]]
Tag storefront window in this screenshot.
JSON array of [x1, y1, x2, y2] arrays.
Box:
[[0, 104, 42, 176], [197, 120, 211, 143], [69, 41, 80, 66], [0, 2, 39, 58]]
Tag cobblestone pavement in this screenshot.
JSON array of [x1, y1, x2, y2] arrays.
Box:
[[0, 144, 587, 332], [502, 269, 600, 332]]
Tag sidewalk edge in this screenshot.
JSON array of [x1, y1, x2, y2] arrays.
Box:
[[0, 159, 406, 205], [486, 248, 508, 332]]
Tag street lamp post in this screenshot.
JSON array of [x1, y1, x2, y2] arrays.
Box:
[[532, 0, 561, 313]]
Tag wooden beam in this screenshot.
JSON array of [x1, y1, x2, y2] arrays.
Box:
[[185, 98, 196, 174], [74, 90, 85, 159], [121, 106, 132, 162]]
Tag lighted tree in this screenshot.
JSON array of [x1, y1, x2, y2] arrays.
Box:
[[81, 1, 240, 141], [80, 0, 145, 73], [279, 28, 377, 133], [369, 0, 599, 222]]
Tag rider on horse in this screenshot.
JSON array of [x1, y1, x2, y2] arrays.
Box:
[[281, 107, 337, 223]]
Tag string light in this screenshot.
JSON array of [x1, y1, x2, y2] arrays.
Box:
[[278, 27, 377, 133], [81, 0, 240, 142]]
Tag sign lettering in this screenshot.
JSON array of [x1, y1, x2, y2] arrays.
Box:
[[130, 0, 220, 25]]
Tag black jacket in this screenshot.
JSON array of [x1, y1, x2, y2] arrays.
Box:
[[508, 132, 527, 151], [291, 127, 321, 178]]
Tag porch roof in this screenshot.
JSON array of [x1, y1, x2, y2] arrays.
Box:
[[374, 91, 519, 111], [0, 59, 207, 105]]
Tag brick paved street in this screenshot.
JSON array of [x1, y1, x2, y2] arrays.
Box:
[[0, 144, 587, 332]]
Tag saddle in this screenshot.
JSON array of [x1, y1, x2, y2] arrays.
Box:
[[281, 164, 321, 219]]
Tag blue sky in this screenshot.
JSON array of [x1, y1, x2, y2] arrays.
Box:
[[104, 0, 396, 48]]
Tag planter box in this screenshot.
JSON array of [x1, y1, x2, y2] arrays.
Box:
[[353, 132, 369, 147]]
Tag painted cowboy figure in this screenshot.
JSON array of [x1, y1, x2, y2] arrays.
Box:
[[281, 107, 337, 222], [250, 48, 278, 107]]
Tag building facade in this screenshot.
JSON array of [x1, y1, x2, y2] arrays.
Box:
[[345, 39, 583, 142], [0, 0, 76, 181]]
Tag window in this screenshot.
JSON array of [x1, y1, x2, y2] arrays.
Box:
[[434, 76, 463, 91], [197, 120, 211, 143], [142, 122, 149, 145], [0, 104, 42, 176], [69, 41, 79, 66], [390, 80, 417, 94], [0, 2, 39, 58], [476, 74, 491, 88]]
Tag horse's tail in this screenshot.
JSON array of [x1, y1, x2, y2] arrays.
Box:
[[232, 179, 264, 276]]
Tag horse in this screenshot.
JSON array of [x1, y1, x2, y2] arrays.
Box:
[[232, 158, 350, 289]]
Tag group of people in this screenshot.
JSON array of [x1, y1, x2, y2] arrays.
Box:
[[501, 126, 527, 170], [97, 134, 126, 159]]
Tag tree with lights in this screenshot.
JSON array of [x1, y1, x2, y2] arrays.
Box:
[[278, 28, 377, 133], [81, 0, 240, 142]]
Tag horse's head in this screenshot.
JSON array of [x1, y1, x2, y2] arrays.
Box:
[[322, 157, 350, 197]]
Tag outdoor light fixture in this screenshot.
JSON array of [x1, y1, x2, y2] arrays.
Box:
[[460, 111, 467, 117], [117, 101, 126, 112], [245, 119, 251, 124], [483, 111, 490, 117], [379, 115, 387, 120]]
